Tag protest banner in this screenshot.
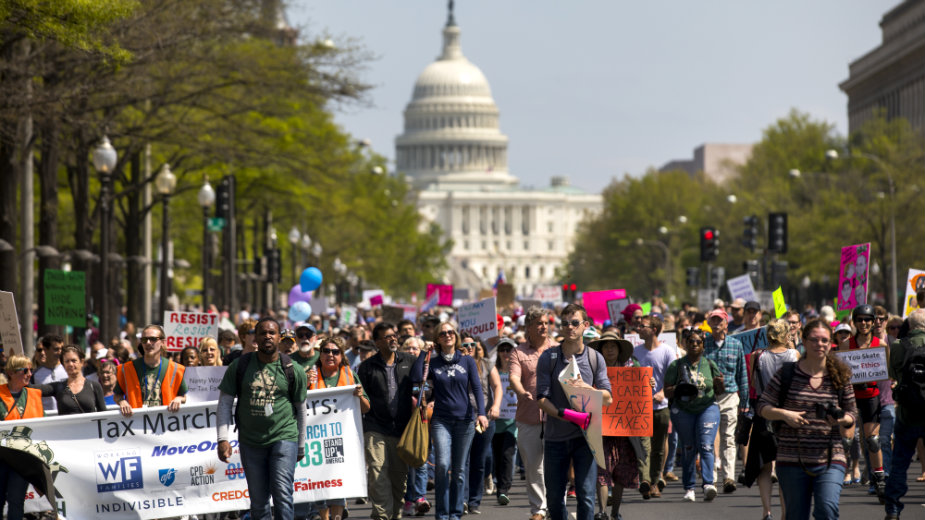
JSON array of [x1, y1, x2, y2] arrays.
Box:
[[19, 386, 365, 519], [182, 366, 227, 403], [43, 269, 86, 327], [0, 291, 23, 355], [341, 305, 357, 327], [657, 332, 678, 349], [729, 326, 768, 355], [696, 288, 718, 311], [162, 311, 220, 352], [903, 269, 925, 317], [496, 283, 515, 309], [836, 242, 871, 311], [498, 372, 518, 420], [533, 285, 562, 302], [581, 289, 627, 326], [519, 299, 542, 312], [835, 346, 889, 384], [557, 356, 605, 468], [606, 298, 630, 324], [726, 274, 757, 302], [452, 288, 471, 302], [457, 297, 498, 342], [602, 367, 653, 436], [425, 284, 454, 306], [624, 333, 642, 347], [381, 305, 404, 324], [369, 294, 383, 307]]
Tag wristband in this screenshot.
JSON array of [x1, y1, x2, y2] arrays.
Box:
[[557, 408, 564, 418]]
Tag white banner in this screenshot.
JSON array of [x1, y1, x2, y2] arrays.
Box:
[[532, 285, 562, 302], [726, 274, 757, 302], [835, 346, 889, 384], [498, 373, 518, 420], [18, 386, 365, 519], [163, 311, 220, 352], [457, 297, 499, 341]]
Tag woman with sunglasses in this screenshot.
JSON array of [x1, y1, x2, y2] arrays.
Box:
[[758, 319, 857, 520], [412, 322, 487, 520], [664, 328, 723, 502], [29, 345, 107, 416], [1, 355, 44, 519], [466, 336, 502, 515]]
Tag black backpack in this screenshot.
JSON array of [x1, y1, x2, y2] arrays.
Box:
[[233, 351, 298, 429], [894, 344, 925, 409]]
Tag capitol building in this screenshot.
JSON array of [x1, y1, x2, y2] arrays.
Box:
[[396, 10, 602, 298]]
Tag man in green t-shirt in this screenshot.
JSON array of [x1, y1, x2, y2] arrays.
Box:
[[217, 317, 307, 520], [290, 324, 320, 373]]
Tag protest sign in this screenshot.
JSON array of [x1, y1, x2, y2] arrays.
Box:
[[369, 294, 383, 307], [557, 356, 605, 468], [624, 333, 642, 347], [496, 283, 515, 309], [0, 291, 23, 355], [602, 367, 653, 436], [519, 299, 541, 313], [729, 326, 768, 355], [657, 332, 678, 349], [533, 285, 562, 302], [696, 288, 718, 311], [498, 372, 518, 420], [341, 306, 357, 326], [182, 366, 227, 403], [381, 305, 404, 324], [582, 289, 627, 326], [43, 269, 86, 327], [425, 284, 454, 306], [312, 296, 329, 315], [772, 287, 787, 318], [727, 274, 757, 302], [452, 288, 471, 302], [162, 311, 219, 352], [835, 346, 888, 384], [20, 387, 366, 519], [457, 297, 498, 341], [606, 298, 630, 324], [903, 269, 925, 317], [836, 243, 871, 311]]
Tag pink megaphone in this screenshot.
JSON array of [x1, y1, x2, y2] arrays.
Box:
[[562, 408, 591, 430]]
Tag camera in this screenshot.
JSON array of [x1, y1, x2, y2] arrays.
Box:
[[814, 402, 845, 421], [675, 364, 700, 401]]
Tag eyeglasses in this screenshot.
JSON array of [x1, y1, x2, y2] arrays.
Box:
[[381, 333, 397, 340], [246, 329, 256, 335], [14, 367, 33, 374], [805, 336, 831, 344], [140, 336, 164, 343], [874, 316, 887, 322], [561, 319, 584, 328], [854, 317, 873, 323], [438, 330, 456, 337], [35, 349, 44, 354], [462, 342, 477, 349], [320, 347, 341, 356], [787, 320, 801, 326]]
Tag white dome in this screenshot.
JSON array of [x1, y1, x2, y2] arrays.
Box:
[[412, 58, 492, 101]]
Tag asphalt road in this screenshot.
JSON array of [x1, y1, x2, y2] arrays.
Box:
[[345, 476, 925, 520]]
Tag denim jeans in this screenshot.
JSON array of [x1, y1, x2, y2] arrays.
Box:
[[884, 419, 925, 516], [777, 463, 845, 520], [405, 459, 429, 502], [670, 403, 720, 490], [664, 430, 678, 474], [239, 440, 298, 520], [467, 420, 495, 507], [543, 437, 596, 520], [432, 417, 476, 520], [0, 461, 29, 520]]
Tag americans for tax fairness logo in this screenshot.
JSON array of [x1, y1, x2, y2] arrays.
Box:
[[95, 449, 144, 492]]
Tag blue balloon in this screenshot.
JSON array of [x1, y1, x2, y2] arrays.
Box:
[[289, 301, 312, 322], [300, 267, 323, 292]]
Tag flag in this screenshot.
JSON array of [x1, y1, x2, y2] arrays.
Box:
[[421, 291, 440, 312], [493, 270, 506, 289]]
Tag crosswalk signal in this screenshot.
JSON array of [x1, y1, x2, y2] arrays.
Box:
[[768, 212, 787, 253], [711, 266, 726, 288], [561, 283, 577, 301], [686, 267, 699, 287], [700, 227, 719, 262], [742, 215, 758, 252]]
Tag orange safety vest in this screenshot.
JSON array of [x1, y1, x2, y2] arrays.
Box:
[[116, 358, 186, 408], [0, 385, 44, 420], [310, 365, 355, 390]]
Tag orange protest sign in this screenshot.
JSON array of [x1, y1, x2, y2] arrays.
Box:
[[602, 366, 653, 436]]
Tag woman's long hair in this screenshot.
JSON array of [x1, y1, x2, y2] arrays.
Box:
[[803, 318, 852, 389]]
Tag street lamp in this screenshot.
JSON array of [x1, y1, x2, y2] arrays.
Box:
[[198, 178, 216, 311], [288, 227, 301, 288], [93, 136, 117, 342], [155, 164, 177, 319]]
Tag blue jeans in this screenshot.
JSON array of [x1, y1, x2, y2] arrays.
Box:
[[543, 437, 596, 520], [467, 420, 495, 507], [777, 463, 845, 520], [884, 419, 925, 515], [432, 417, 476, 520], [670, 403, 720, 490], [405, 460, 429, 502], [664, 430, 678, 474], [0, 461, 29, 520], [239, 440, 298, 520]]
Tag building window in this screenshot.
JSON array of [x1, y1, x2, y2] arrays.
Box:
[[525, 266, 531, 279], [464, 240, 469, 250], [539, 266, 546, 278], [547, 221, 554, 233], [462, 206, 470, 234], [522, 207, 530, 234], [548, 240, 554, 250], [524, 241, 529, 250]]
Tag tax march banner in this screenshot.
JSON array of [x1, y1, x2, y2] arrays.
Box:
[[18, 386, 365, 519]]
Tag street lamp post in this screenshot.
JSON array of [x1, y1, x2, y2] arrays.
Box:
[[155, 164, 177, 320], [198, 178, 216, 311], [93, 136, 118, 342], [288, 227, 301, 288], [312, 242, 323, 296]]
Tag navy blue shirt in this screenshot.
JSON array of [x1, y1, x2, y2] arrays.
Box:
[[412, 350, 485, 421]]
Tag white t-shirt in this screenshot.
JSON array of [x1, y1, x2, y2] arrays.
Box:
[[33, 364, 68, 411]]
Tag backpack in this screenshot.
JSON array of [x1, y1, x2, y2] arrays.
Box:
[[894, 344, 925, 409], [234, 351, 298, 429]]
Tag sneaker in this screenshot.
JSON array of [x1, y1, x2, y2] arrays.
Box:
[[484, 477, 496, 496], [656, 478, 667, 491], [463, 504, 469, 515], [414, 498, 431, 516], [468, 508, 481, 515], [403, 501, 415, 515], [874, 471, 887, 504], [648, 487, 661, 498], [497, 494, 510, 506], [682, 489, 696, 502], [703, 484, 717, 501], [639, 480, 651, 500], [723, 478, 737, 494], [737, 472, 746, 485], [593, 513, 609, 520], [355, 497, 368, 505], [664, 471, 679, 482], [567, 486, 577, 499]]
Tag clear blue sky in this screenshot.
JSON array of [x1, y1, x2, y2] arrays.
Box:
[[289, 1, 898, 193]]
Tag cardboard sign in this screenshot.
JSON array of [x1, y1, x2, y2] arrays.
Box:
[[341, 305, 357, 326], [425, 284, 454, 306], [163, 311, 220, 352], [43, 269, 86, 327], [903, 268, 925, 317], [727, 274, 757, 302], [498, 372, 518, 420], [496, 283, 515, 309], [382, 305, 404, 324], [457, 297, 499, 341], [558, 356, 606, 468], [0, 291, 23, 355], [533, 285, 562, 302], [836, 242, 871, 311], [835, 346, 889, 384], [602, 367, 653, 436], [729, 326, 768, 355], [582, 289, 627, 325], [607, 298, 630, 324]]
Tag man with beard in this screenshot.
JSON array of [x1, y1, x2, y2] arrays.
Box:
[[114, 325, 187, 417], [290, 324, 320, 374]]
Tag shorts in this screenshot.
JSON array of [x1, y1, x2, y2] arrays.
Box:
[[855, 396, 882, 425]]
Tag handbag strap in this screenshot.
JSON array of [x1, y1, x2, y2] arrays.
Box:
[[417, 351, 431, 407]]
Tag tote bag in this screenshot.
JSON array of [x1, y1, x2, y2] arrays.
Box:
[[398, 351, 431, 466]]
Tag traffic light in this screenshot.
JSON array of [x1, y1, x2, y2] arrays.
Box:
[[700, 227, 719, 262], [742, 215, 758, 252], [215, 176, 231, 220], [711, 266, 725, 289], [685, 267, 700, 287], [770, 260, 788, 289], [561, 282, 577, 301], [744, 259, 760, 289], [266, 248, 282, 284], [768, 212, 787, 253]]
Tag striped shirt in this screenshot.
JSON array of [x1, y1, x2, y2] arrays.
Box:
[[757, 363, 857, 467]]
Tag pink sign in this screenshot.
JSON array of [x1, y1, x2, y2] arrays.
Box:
[[370, 294, 383, 307], [836, 243, 870, 311], [426, 284, 454, 306], [582, 289, 628, 325]]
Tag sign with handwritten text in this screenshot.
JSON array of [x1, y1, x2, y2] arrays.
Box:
[[457, 297, 498, 341], [835, 346, 888, 384], [602, 367, 653, 436], [163, 311, 219, 352]]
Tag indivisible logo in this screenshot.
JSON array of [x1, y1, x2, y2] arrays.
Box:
[[158, 468, 177, 487], [95, 449, 144, 492], [190, 464, 216, 485], [225, 463, 245, 480]]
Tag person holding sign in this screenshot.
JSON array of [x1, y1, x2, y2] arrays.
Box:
[[535, 304, 612, 520], [114, 325, 188, 417], [492, 338, 519, 506], [0, 355, 44, 520]]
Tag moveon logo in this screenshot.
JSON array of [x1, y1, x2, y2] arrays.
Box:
[[152, 440, 238, 457]]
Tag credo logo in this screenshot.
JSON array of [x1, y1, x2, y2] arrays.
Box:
[[212, 489, 249, 502]]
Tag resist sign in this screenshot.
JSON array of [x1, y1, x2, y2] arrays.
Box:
[[602, 367, 653, 436], [163, 311, 219, 352]]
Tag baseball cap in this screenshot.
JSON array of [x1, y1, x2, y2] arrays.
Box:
[[706, 309, 728, 322], [295, 324, 316, 337], [730, 298, 746, 309], [496, 337, 517, 351], [280, 329, 296, 342], [834, 323, 852, 334], [744, 301, 761, 312]]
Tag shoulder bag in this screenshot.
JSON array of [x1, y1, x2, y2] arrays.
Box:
[[398, 351, 431, 466]]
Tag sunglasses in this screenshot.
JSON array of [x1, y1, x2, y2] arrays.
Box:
[[14, 367, 33, 374], [320, 347, 341, 355], [562, 319, 584, 328], [438, 330, 456, 337], [140, 336, 164, 343], [854, 317, 873, 323], [297, 332, 313, 338], [462, 342, 477, 349]]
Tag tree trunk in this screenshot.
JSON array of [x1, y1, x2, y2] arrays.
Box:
[[0, 132, 18, 295], [37, 114, 62, 338]]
